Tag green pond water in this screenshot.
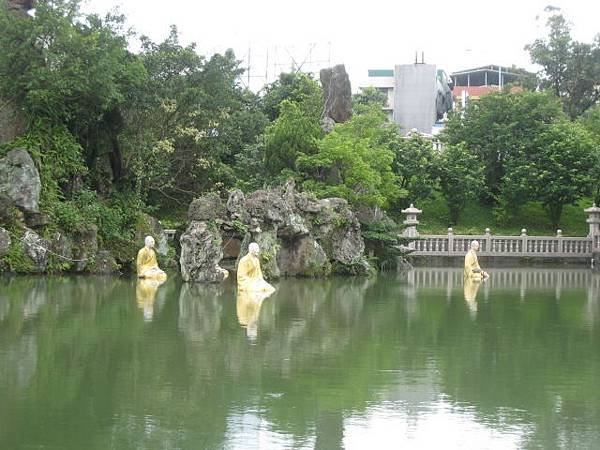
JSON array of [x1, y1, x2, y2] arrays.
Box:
[[1, 268, 599, 449]]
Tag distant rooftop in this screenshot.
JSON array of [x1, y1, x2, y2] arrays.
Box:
[[451, 65, 532, 87]]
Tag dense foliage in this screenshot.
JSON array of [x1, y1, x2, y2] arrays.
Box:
[[0, 0, 598, 271]]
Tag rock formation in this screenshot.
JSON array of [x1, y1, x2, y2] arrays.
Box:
[[0, 148, 41, 213], [179, 181, 374, 282], [320, 64, 352, 126]]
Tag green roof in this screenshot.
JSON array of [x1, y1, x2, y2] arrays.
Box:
[[368, 69, 394, 77]]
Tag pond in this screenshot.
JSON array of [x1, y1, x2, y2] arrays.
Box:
[[1, 268, 599, 449]]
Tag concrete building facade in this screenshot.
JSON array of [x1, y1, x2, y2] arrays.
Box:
[[364, 64, 443, 134]]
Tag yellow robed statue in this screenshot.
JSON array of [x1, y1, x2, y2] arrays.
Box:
[[136, 236, 167, 281], [236, 242, 275, 293], [464, 240, 488, 281]]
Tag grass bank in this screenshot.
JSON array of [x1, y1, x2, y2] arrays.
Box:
[[414, 196, 590, 237]]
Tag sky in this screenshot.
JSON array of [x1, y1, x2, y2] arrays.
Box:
[[80, 0, 600, 92]]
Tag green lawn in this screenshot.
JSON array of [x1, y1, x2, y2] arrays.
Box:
[[414, 196, 591, 237]]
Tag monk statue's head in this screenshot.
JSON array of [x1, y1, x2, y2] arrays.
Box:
[[248, 242, 260, 256], [145, 235, 155, 249], [470, 240, 480, 251]]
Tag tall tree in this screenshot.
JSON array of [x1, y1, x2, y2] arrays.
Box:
[[526, 12, 600, 118]]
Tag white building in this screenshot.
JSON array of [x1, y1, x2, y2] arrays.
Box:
[[363, 64, 447, 134]]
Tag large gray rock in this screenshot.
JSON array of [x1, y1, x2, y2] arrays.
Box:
[[136, 214, 169, 257], [310, 197, 365, 265], [6, 0, 36, 15], [0, 148, 41, 213], [320, 64, 352, 124], [0, 97, 25, 145], [0, 227, 10, 257], [89, 250, 118, 274], [180, 221, 229, 282], [73, 226, 98, 272], [188, 194, 226, 222], [277, 235, 330, 277], [22, 229, 49, 272]]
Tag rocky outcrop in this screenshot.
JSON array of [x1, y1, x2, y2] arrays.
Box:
[[0, 227, 10, 257], [180, 181, 373, 282], [0, 148, 41, 213], [22, 229, 49, 272], [6, 0, 36, 15], [0, 98, 25, 145], [180, 221, 229, 283], [320, 64, 352, 125]]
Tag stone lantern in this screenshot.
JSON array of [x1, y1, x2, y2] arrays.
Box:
[[585, 203, 600, 237], [401, 204, 422, 238]]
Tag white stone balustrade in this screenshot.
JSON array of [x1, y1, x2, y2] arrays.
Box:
[[400, 203, 600, 259]]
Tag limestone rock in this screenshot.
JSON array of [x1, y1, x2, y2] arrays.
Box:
[[6, 0, 36, 15], [180, 221, 228, 282], [320, 64, 352, 124], [22, 229, 49, 272], [136, 214, 169, 257], [188, 193, 226, 222], [0, 148, 41, 213], [277, 235, 331, 277], [90, 250, 118, 274], [0, 227, 10, 257], [0, 97, 25, 145], [73, 226, 98, 272]]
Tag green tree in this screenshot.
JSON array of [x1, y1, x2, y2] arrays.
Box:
[[262, 100, 323, 179], [0, 0, 146, 189], [260, 72, 323, 121], [579, 105, 600, 203], [121, 28, 267, 202], [352, 87, 387, 113], [443, 91, 563, 205], [390, 134, 438, 203], [526, 12, 600, 118], [297, 108, 400, 207], [436, 143, 484, 224]]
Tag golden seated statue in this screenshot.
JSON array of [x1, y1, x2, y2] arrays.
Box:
[[136, 236, 167, 281], [237, 242, 275, 293]]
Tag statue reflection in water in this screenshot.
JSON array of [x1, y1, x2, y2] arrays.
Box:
[[463, 276, 482, 318], [136, 278, 165, 321], [236, 242, 276, 340]]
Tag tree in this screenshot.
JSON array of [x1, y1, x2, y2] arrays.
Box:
[[436, 143, 484, 224], [526, 12, 600, 118], [352, 87, 387, 113], [121, 28, 267, 201], [297, 108, 401, 208], [442, 91, 564, 205], [260, 72, 323, 122], [0, 0, 146, 189], [529, 121, 596, 226], [262, 100, 323, 179], [389, 134, 438, 204], [579, 105, 600, 203]]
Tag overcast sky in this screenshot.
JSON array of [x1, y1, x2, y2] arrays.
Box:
[[82, 0, 600, 92]]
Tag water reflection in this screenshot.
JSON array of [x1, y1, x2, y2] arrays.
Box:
[[135, 278, 165, 321], [463, 276, 483, 317], [0, 269, 599, 449], [236, 288, 274, 342]]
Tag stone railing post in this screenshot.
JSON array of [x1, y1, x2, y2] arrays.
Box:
[[485, 228, 491, 253], [401, 204, 422, 240], [447, 227, 454, 254], [521, 228, 528, 254], [556, 229, 563, 253], [585, 203, 600, 244]]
